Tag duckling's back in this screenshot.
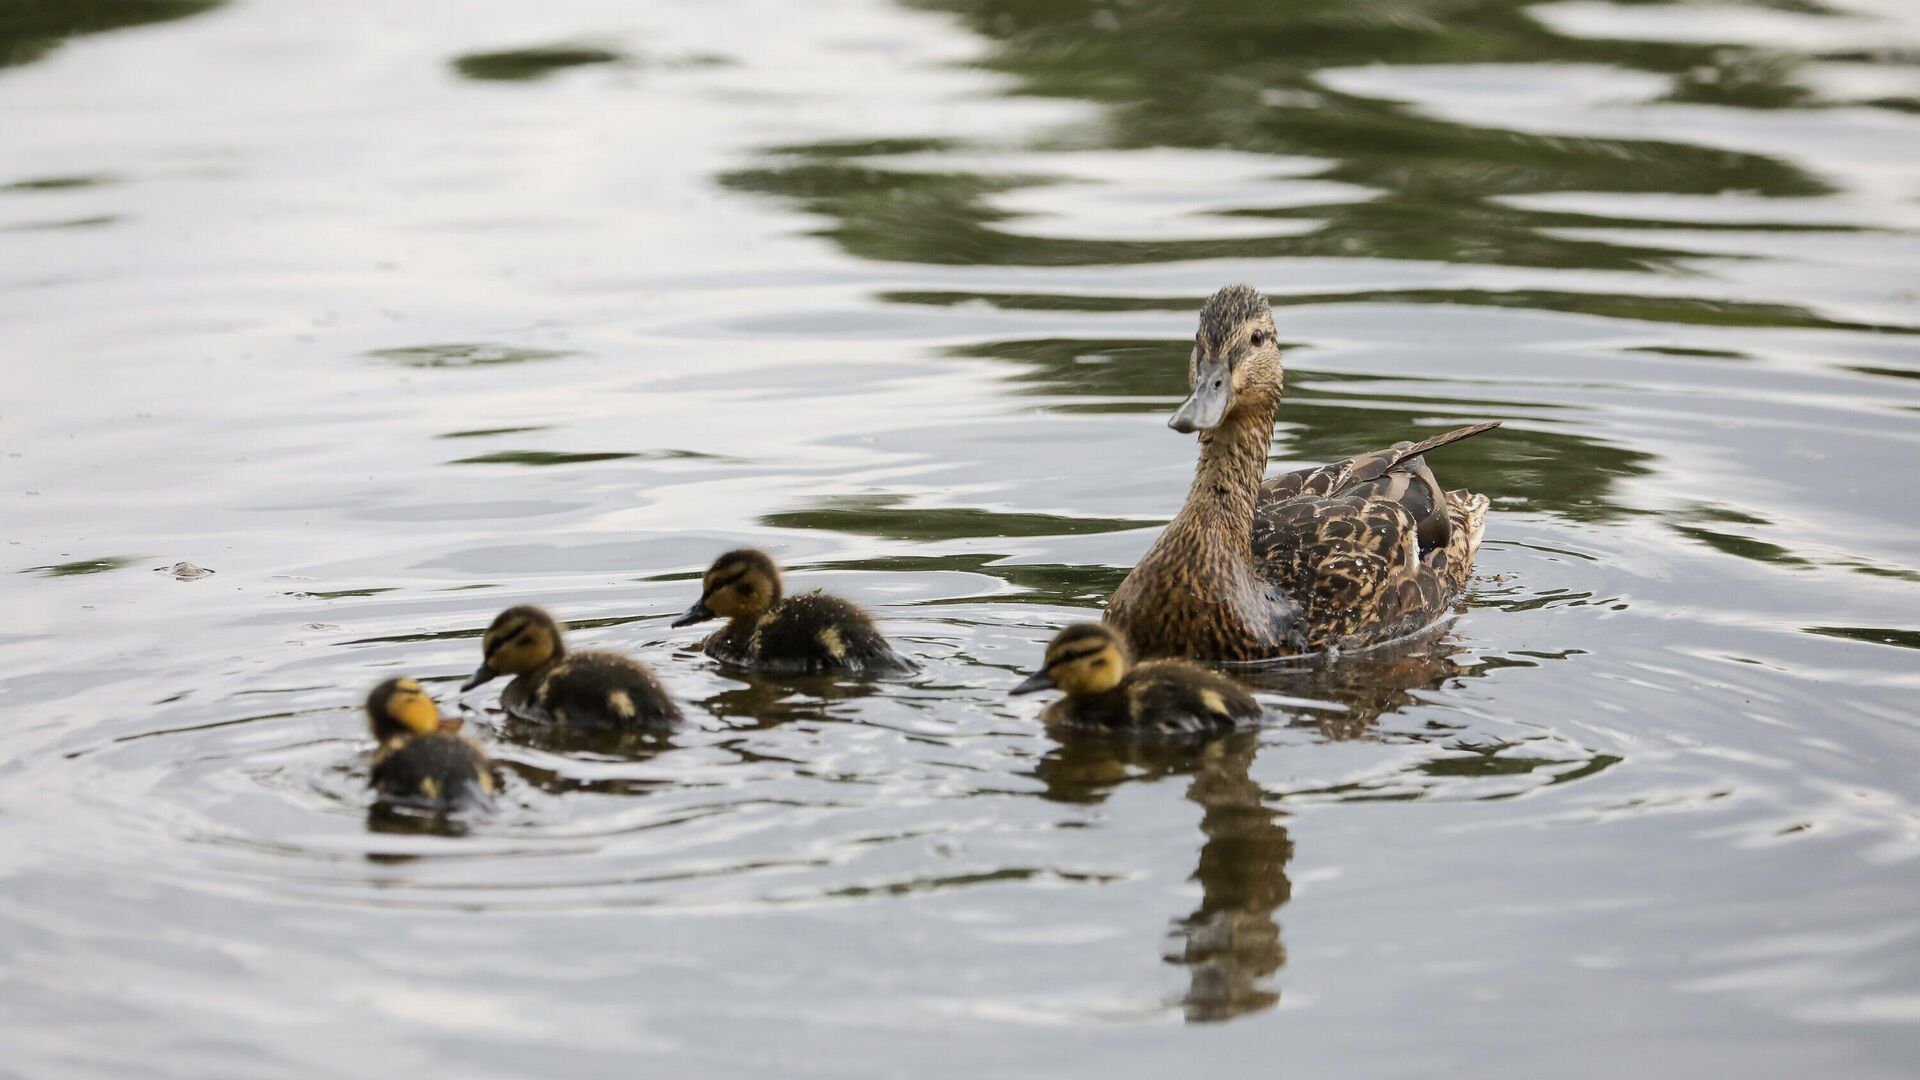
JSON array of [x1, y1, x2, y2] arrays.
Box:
[[1049, 660, 1261, 736], [371, 734, 494, 809], [725, 591, 910, 675], [503, 650, 682, 729]]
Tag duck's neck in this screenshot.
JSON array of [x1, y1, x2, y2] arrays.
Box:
[[1175, 380, 1281, 549]]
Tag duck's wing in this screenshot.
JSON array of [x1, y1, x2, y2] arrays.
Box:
[[1253, 422, 1497, 649], [1255, 421, 1497, 557]]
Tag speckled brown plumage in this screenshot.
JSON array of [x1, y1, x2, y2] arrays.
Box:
[[1105, 284, 1497, 662]]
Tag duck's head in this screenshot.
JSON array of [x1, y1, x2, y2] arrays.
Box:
[[1170, 283, 1281, 435], [673, 549, 783, 627], [462, 605, 565, 691], [366, 677, 443, 742], [1012, 622, 1131, 697]]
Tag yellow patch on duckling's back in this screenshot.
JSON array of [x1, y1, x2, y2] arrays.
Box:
[[818, 627, 846, 660], [420, 777, 440, 801], [1198, 689, 1227, 716], [608, 689, 636, 719]]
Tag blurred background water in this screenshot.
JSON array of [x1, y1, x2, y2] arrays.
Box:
[[3, 0, 1918, 1075]]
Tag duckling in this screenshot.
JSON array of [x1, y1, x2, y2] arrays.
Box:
[[1011, 623, 1262, 735], [366, 677, 495, 809], [461, 605, 682, 728], [671, 549, 911, 675], [1104, 283, 1499, 661]]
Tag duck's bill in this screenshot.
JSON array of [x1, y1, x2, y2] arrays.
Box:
[[1168, 358, 1230, 433], [1010, 670, 1056, 695], [460, 664, 497, 692], [670, 600, 715, 628]]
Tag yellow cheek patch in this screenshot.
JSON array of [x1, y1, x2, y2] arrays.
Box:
[[607, 689, 636, 719], [818, 627, 846, 660], [391, 691, 441, 736]]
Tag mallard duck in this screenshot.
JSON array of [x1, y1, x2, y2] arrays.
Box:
[[1104, 283, 1497, 662], [365, 677, 494, 808], [461, 605, 682, 728], [1011, 623, 1262, 734], [671, 549, 912, 675]]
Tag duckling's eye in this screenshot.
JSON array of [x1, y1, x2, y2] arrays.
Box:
[[735, 582, 753, 595], [1090, 658, 1107, 667]]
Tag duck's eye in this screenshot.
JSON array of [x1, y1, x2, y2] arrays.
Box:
[[1250, 330, 1268, 347]]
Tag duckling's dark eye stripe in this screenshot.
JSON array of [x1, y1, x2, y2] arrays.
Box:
[[484, 622, 528, 660], [1046, 646, 1105, 671], [702, 569, 748, 601]]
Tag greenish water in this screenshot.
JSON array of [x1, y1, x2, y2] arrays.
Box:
[[3, 0, 1918, 1076]]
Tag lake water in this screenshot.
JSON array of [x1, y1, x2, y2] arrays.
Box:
[[5, 0, 1919, 1075]]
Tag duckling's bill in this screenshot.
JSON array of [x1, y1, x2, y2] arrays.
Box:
[[1010, 669, 1055, 695], [670, 599, 715, 628], [461, 662, 497, 692]]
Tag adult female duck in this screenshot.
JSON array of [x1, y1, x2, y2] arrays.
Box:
[[1104, 284, 1497, 662]]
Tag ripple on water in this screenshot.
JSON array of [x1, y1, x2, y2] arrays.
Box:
[[4, 0, 1920, 1073]]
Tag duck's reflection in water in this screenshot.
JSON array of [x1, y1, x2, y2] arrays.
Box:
[[1036, 730, 1291, 1023], [481, 712, 681, 797], [363, 801, 470, 845], [698, 672, 869, 731], [1234, 628, 1470, 740], [1027, 627, 1486, 1021]]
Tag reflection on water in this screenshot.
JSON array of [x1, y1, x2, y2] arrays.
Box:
[[1040, 730, 1292, 1022], [5, 0, 1920, 1072], [732, 0, 1840, 272], [450, 43, 629, 83], [0, 0, 223, 73]]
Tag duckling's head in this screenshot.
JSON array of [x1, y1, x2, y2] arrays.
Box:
[[1170, 283, 1281, 435], [672, 548, 783, 627], [367, 677, 442, 742], [1012, 623, 1131, 697], [462, 605, 565, 691]]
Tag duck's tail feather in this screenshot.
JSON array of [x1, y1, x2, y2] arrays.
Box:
[[1388, 421, 1500, 470]]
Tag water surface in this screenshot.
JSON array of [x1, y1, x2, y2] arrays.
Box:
[[4, 0, 1919, 1076]]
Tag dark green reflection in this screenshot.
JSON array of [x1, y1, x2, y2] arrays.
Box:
[[449, 450, 638, 467], [436, 426, 553, 440], [720, 0, 1845, 273], [895, 288, 1914, 336], [762, 494, 1150, 542], [366, 343, 574, 368], [2, 174, 118, 191], [1805, 626, 1920, 651], [0, 0, 222, 73], [22, 556, 139, 577], [450, 44, 627, 82]]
